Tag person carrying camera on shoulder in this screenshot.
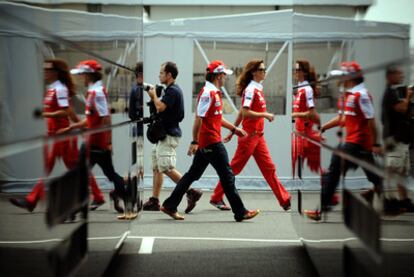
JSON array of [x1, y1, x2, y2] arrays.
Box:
[[143, 61, 203, 212], [381, 65, 414, 213]]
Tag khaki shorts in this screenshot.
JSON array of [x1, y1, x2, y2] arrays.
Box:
[[385, 142, 410, 187], [152, 135, 180, 172], [135, 136, 144, 174]]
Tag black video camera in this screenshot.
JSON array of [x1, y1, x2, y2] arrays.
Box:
[[393, 85, 414, 120], [144, 84, 165, 123]]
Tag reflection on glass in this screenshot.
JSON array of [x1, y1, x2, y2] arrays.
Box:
[[291, 59, 322, 177], [129, 62, 144, 181], [8, 59, 103, 214], [293, 42, 347, 114], [0, 1, 143, 276], [382, 65, 414, 212]]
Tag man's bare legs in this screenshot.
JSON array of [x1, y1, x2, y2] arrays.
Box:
[[143, 168, 203, 212]]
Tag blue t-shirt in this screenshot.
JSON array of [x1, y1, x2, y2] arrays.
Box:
[[128, 84, 144, 136], [160, 83, 184, 137]]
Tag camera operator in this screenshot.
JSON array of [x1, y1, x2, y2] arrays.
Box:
[[129, 62, 144, 178], [143, 61, 203, 211], [381, 65, 414, 212], [129, 62, 144, 134], [146, 83, 164, 119]]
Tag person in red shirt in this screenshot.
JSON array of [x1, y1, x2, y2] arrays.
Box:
[[161, 60, 260, 222], [69, 60, 127, 217], [292, 59, 340, 206], [304, 61, 382, 221], [9, 59, 105, 212], [209, 59, 291, 211], [292, 59, 322, 175]]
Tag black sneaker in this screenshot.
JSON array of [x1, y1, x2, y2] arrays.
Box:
[[185, 188, 203, 214], [109, 190, 124, 214], [400, 198, 414, 212], [9, 198, 35, 212], [383, 198, 404, 215], [282, 199, 291, 211], [361, 189, 374, 205], [143, 197, 160, 211], [90, 199, 105, 211], [210, 200, 231, 211]]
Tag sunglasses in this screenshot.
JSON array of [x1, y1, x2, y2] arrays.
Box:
[[257, 68, 266, 72]]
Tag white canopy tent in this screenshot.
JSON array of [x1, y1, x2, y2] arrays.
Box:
[[0, 2, 410, 189], [0, 2, 143, 183], [142, 9, 410, 189]]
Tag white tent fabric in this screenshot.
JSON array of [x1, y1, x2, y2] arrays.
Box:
[[143, 10, 410, 188], [144, 10, 409, 41], [0, 2, 410, 189], [0, 2, 142, 41], [8, 0, 373, 6], [1, 3, 408, 42]]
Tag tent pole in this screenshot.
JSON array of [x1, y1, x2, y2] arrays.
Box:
[[286, 40, 293, 120], [194, 39, 238, 113], [328, 40, 346, 73], [266, 40, 289, 78]]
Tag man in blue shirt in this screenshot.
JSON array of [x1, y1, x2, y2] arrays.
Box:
[[129, 62, 144, 178], [144, 61, 202, 212]]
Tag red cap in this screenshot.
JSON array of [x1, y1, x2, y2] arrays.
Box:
[[207, 60, 233, 75], [71, 60, 102, 74], [330, 60, 362, 76]]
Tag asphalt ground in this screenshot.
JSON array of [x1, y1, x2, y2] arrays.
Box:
[[104, 189, 319, 277]]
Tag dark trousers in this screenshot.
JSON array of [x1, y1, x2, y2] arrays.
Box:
[[163, 142, 247, 220], [89, 146, 125, 199], [321, 142, 382, 210]]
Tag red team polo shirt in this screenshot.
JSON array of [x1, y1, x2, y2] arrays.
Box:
[[338, 83, 374, 150], [85, 80, 110, 149], [197, 81, 223, 149], [43, 80, 70, 135], [293, 80, 315, 132], [241, 80, 266, 134]]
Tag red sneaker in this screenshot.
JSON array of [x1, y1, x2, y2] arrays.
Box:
[[331, 193, 340, 206], [304, 209, 321, 221]]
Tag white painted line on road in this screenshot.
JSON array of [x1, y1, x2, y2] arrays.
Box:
[[381, 238, 414, 242], [129, 235, 414, 244], [115, 231, 130, 250], [0, 238, 63, 244], [301, 237, 357, 243], [138, 237, 155, 254], [0, 235, 124, 245], [89, 236, 124, 241], [129, 235, 301, 244], [2, 235, 411, 246]]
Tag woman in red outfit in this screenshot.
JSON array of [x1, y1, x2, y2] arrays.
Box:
[[9, 59, 105, 212], [210, 59, 291, 211], [291, 59, 322, 176]]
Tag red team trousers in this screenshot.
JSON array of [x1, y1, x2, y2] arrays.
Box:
[[26, 137, 104, 205], [211, 132, 290, 207]]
